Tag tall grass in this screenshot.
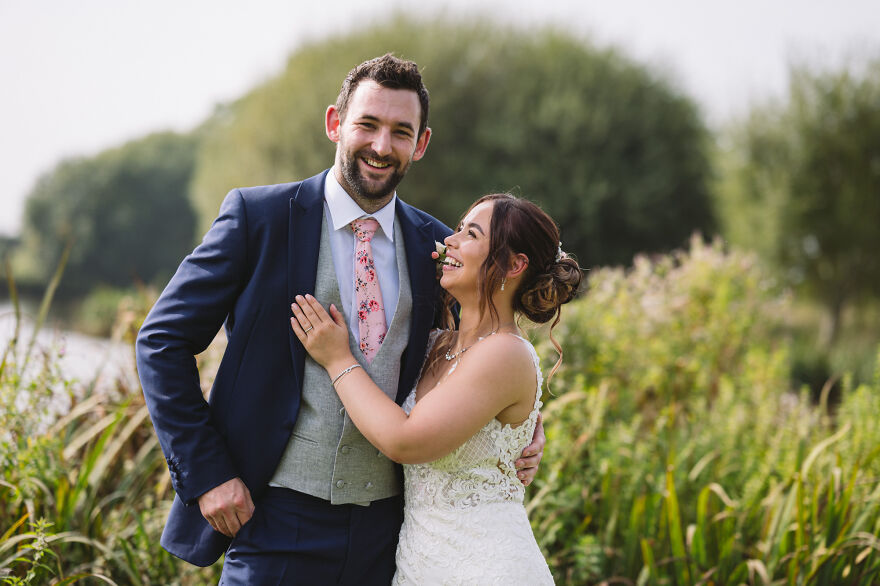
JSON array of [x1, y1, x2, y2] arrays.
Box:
[[0, 257, 218, 584], [2, 239, 879, 584], [529, 237, 880, 584]]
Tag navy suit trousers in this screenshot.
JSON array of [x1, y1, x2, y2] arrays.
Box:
[[219, 488, 403, 585]]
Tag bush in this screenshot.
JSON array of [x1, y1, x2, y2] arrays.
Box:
[[539, 235, 789, 423], [528, 237, 880, 584], [73, 286, 158, 340]]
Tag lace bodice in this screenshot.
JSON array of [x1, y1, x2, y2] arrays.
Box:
[[394, 330, 553, 584], [400, 332, 543, 509]]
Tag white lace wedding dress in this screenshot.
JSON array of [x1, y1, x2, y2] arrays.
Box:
[[394, 332, 555, 585]]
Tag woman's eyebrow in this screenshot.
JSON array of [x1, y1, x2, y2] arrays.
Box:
[[465, 222, 485, 235]]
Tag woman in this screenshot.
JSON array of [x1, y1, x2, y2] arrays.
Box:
[[290, 193, 581, 583]]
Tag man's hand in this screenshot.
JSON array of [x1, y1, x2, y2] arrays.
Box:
[[515, 413, 546, 486], [198, 477, 255, 537]]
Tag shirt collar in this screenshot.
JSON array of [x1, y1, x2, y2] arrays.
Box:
[[324, 168, 396, 241]]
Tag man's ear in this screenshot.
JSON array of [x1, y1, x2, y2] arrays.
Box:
[[325, 105, 341, 143], [507, 253, 529, 279], [411, 127, 431, 161]]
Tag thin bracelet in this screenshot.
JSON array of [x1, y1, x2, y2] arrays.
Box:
[[331, 364, 362, 388]]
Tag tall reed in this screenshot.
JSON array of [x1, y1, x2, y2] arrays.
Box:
[[529, 238, 880, 584]]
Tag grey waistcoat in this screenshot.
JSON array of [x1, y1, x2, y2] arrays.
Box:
[[270, 212, 412, 504]]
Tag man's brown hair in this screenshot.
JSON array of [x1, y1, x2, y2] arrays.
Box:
[[336, 54, 430, 137]]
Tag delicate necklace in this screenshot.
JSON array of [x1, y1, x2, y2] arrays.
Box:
[[444, 330, 498, 361]]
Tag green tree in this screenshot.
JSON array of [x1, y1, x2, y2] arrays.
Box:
[[15, 131, 198, 296], [191, 17, 715, 267], [717, 59, 880, 342]]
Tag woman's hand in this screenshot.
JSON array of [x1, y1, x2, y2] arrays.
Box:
[[290, 294, 355, 371]]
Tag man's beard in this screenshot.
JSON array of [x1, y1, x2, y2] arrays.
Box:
[[340, 148, 410, 201]]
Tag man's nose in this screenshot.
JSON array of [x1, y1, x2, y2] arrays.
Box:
[[372, 129, 392, 157]]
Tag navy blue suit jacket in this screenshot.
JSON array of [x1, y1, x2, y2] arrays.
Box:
[[135, 170, 452, 566]]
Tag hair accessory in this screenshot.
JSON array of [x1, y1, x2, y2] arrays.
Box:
[[555, 242, 566, 262]]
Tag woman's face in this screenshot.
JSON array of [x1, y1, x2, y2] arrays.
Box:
[[440, 200, 494, 299]]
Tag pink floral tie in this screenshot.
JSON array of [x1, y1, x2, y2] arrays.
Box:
[[351, 218, 387, 363]]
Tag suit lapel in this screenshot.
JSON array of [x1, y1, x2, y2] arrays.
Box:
[[395, 200, 439, 403], [288, 170, 329, 387]]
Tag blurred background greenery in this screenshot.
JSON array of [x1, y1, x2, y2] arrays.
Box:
[[1, 12, 879, 586]]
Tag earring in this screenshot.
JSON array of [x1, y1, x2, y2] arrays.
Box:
[[501, 278, 506, 291]]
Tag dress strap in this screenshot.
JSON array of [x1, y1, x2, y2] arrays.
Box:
[[511, 335, 544, 408], [434, 331, 545, 407]]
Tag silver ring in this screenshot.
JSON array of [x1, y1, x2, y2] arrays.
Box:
[[303, 326, 314, 333]]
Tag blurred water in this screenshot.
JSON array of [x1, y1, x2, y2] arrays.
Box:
[[0, 302, 136, 394]]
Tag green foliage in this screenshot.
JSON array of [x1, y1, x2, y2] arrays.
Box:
[[1, 271, 217, 584], [191, 16, 715, 267], [15, 131, 199, 297], [527, 237, 880, 584], [71, 287, 132, 338], [716, 57, 880, 342], [72, 286, 157, 340], [5, 238, 879, 583], [543, 235, 788, 422], [0, 368, 219, 583]]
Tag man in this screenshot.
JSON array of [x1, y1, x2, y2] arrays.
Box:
[[136, 54, 544, 584]]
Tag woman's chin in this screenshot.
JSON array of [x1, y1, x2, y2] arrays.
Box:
[[439, 274, 459, 292], [439, 276, 469, 302]]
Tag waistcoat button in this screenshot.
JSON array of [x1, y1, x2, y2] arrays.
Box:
[[336, 480, 345, 488]]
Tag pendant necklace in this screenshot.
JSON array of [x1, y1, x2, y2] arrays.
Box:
[[444, 330, 498, 361]]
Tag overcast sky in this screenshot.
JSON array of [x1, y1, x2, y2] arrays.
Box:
[[1, 0, 878, 236]]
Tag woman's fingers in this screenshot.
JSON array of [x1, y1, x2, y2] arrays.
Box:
[[290, 300, 311, 331], [328, 303, 346, 327], [295, 294, 329, 325], [290, 315, 307, 341], [291, 295, 341, 343], [303, 294, 330, 323]]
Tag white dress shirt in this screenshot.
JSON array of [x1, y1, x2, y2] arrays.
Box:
[[323, 169, 400, 340]]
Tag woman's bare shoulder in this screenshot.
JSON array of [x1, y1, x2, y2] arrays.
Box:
[[459, 333, 535, 391]]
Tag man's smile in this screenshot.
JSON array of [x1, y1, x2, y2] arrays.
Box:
[[363, 156, 391, 169]]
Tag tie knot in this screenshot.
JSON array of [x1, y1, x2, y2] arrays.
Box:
[[351, 218, 379, 242]]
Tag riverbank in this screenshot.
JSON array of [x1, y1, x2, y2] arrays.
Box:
[[0, 302, 136, 394]]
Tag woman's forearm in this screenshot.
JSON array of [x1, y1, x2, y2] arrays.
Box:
[[328, 361, 415, 462]]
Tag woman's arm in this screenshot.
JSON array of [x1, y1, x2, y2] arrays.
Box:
[[290, 295, 537, 464]]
